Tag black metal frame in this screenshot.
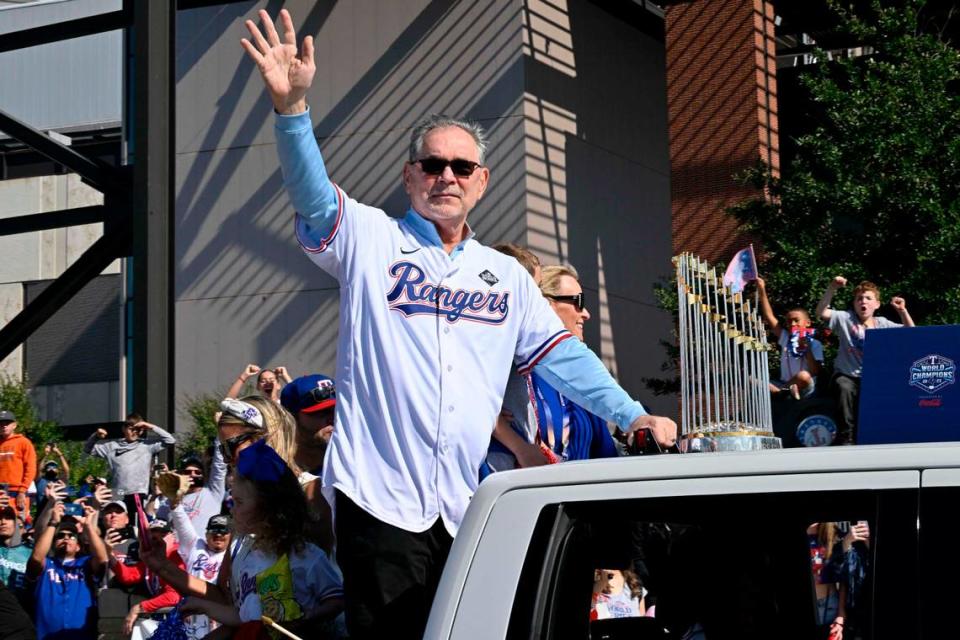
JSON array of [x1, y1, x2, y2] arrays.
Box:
[[0, 2, 176, 430]]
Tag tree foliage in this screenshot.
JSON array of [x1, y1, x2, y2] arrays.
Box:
[[177, 392, 222, 458], [0, 375, 107, 486], [730, 0, 960, 326]]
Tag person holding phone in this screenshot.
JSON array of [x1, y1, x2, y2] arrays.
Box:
[[27, 500, 108, 640], [99, 500, 137, 588]]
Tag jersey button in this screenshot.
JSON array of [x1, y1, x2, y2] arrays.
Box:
[[446, 365, 453, 372], [448, 405, 455, 413], [444, 327, 450, 334]]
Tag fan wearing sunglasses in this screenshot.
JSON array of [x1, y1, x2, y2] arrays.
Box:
[[218, 397, 334, 555], [528, 265, 620, 462], [150, 448, 227, 544], [27, 500, 108, 640], [242, 9, 676, 638]]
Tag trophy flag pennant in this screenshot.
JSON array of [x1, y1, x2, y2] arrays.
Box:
[[722, 245, 758, 294]]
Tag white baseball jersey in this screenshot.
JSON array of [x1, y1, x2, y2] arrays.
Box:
[[296, 189, 572, 535], [275, 109, 646, 535]]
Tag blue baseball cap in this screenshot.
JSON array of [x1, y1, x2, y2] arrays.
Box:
[[280, 375, 336, 414]]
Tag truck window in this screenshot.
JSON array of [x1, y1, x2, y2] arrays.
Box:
[[507, 488, 918, 640]]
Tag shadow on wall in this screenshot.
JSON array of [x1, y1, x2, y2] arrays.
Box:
[[173, 0, 674, 417], [175, 0, 528, 371], [520, 0, 674, 414]]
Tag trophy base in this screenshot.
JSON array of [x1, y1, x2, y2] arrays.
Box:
[[680, 431, 782, 453]]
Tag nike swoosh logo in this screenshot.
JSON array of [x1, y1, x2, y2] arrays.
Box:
[[114, 449, 134, 457], [400, 247, 421, 254]]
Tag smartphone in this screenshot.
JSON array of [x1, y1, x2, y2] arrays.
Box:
[[64, 503, 84, 517], [113, 525, 136, 541]]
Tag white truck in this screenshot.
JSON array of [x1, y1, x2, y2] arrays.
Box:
[[425, 443, 960, 639]]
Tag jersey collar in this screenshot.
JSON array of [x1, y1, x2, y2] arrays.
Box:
[[404, 207, 475, 259]]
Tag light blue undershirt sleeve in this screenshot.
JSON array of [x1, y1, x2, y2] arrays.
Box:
[[275, 108, 339, 243], [533, 337, 648, 432]]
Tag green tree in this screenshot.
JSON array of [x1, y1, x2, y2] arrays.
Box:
[[730, 0, 960, 326], [0, 375, 107, 486], [177, 392, 222, 458]]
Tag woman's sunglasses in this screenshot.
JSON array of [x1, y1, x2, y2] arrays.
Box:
[[546, 292, 586, 312], [410, 157, 481, 178], [221, 431, 259, 463]]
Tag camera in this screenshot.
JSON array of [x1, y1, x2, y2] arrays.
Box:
[[63, 503, 84, 517]]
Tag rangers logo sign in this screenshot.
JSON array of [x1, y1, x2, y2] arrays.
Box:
[[796, 414, 836, 447], [909, 354, 956, 394]]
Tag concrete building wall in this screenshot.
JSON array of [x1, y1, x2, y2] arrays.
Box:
[[0, 173, 121, 423], [173, 0, 675, 426]]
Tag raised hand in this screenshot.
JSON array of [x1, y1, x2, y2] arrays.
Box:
[[240, 364, 261, 381], [95, 428, 108, 439], [890, 296, 907, 312], [50, 501, 65, 525], [830, 276, 847, 289], [93, 484, 113, 508], [81, 503, 99, 532], [241, 9, 315, 115], [45, 480, 67, 503]]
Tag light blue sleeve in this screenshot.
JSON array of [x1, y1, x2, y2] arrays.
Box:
[[274, 108, 340, 244], [532, 337, 647, 432]]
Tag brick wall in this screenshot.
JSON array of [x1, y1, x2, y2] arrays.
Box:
[[665, 0, 779, 263]]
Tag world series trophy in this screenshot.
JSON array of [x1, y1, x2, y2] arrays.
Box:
[[674, 253, 781, 452]]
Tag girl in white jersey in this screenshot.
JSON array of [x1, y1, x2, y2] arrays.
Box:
[[154, 438, 346, 639]]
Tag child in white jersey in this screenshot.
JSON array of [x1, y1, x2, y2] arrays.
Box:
[[146, 439, 346, 638]]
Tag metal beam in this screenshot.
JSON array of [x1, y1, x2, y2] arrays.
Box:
[[0, 109, 126, 195], [0, 224, 129, 363], [130, 0, 175, 430], [0, 9, 130, 54], [0, 205, 108, 237]]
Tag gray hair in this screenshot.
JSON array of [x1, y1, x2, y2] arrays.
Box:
[[408, 114, 489, 165]]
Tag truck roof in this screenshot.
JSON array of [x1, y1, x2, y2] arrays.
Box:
[[471, 441, 960, 503]]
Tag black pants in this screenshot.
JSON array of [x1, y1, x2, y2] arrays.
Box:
[[832, 373, 861, 444], [335, 491, 453, 640]]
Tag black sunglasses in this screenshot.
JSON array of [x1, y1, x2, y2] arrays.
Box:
[[546, 292, 586, 312], [55, 531, 78, 541], [411, 157, 481, 178], [221, 431, 258, 463], [307, 384, 335, 405]]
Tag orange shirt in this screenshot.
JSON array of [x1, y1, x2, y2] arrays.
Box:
[[0, 433, 37, 494]]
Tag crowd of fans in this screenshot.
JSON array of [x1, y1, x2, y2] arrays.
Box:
[[0, 244, 896, 640], [0, 369, 346, 640], [0, 244, 661, 640]]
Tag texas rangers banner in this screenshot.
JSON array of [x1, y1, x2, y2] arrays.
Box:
[[722, 245, 758, 294]]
